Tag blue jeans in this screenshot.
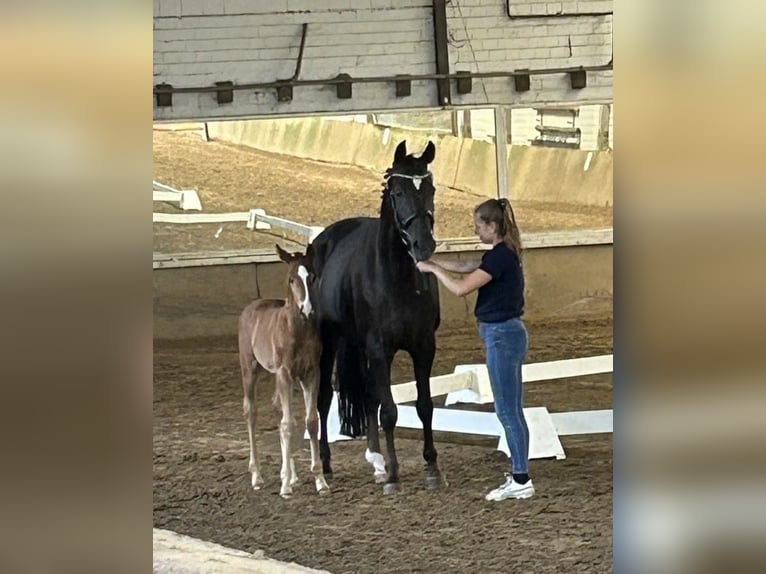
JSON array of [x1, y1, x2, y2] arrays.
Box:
[[479, 318, 530, 474]]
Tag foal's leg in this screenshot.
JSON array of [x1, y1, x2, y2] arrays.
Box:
[[411, 343, 443, 489], [301, 376, 330, 494], [239, 336, 264, 490], [276, 367, 295, 498]]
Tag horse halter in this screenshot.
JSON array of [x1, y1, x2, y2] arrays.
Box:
[[386, 171, 434, 245]]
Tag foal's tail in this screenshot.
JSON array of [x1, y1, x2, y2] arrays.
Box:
[[335, 338, 368, 438]]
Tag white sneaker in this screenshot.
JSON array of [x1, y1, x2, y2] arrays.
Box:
[[485, 474, 535, 501]]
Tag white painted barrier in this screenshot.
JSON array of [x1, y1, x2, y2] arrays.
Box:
[[445, 354, 613, 405], [246, 210, 325, 243], [309, 354, 613, 461], [153, 181, 203, 211], [153, 205, 325, 243], [551, 409, 613, 436], [397, 404, 566, 460], [153, 227, 613, 268], [153, 211, 252, 224]]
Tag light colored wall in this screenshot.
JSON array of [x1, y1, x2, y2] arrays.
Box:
[[153, 244, 613, 340], [207, 116, 613, 206]]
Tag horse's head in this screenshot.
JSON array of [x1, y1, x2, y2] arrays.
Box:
[[276, 244, 316, 319], [384, 140, 437, 262]]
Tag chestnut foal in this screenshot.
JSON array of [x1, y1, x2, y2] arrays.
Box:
[[238, 244, 329, 498]]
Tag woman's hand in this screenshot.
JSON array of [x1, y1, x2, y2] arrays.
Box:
[[416, 260, 436, 273]]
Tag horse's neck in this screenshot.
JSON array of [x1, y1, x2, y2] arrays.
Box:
[[276, 292, 295, 321], [377, 201, 417, 287], [277, 299, 311, 341]]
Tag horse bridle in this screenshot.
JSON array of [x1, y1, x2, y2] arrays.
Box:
[[386, 171, 434, 246]]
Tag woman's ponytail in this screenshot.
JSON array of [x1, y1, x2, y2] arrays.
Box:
[[499, 198, 522, 257]]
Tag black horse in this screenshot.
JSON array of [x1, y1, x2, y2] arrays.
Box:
[[310, 140, 442, 494]]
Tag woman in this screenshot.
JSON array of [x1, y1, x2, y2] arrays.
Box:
[[416, 198, 533, 500]]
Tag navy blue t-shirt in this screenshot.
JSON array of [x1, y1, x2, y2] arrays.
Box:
[[475, 242, 524, 323]]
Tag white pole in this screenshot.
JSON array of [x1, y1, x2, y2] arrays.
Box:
[[493, 106, 509, 199]]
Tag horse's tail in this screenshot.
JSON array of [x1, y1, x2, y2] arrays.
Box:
[[335, 338, 367, 438]]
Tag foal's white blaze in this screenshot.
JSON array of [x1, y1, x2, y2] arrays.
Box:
[[297, 265, 312, 317]]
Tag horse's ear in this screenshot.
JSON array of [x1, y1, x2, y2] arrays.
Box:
[[275, 244, 292, 263], [394, 140, 407, 164], [421, 140, 436, 164], [305, 242, 315, 261]]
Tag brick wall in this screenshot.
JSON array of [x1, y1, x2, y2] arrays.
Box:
[[446, 0, 612, 107], [154, 0, 612, 121]]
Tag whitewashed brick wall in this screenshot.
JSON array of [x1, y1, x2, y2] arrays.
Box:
[[446, 0, 612, 107], [154, 0, 612, 121]]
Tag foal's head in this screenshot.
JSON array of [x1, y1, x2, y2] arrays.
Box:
[[276, 244, 316, 319], [384, 140, 437, 262]]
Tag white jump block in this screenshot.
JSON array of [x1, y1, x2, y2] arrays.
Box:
[[397, 404, 565, 460], [152, 189, 202, 211], [444, 364, 492, 405], [246, 208, 272, 230], [308, 226, 325, 244], [179, 190, 202, 211], [152, 181, 203, 211]]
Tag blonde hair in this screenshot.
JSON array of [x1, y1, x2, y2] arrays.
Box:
[[474, 198, 523, 256]]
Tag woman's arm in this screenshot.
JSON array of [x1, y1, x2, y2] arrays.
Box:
[[417, 260, 492, 297], [428, 257, 481, 274]]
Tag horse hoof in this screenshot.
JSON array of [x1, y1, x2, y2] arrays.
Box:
[[383, 482, 400, 495], [374, 472, 388, 484], [280, 491, 293, 499], [251, 477, 265, 490], [425, 475, 441, 490], [316, 477, 330, 494], [318, 487, 331, 496]]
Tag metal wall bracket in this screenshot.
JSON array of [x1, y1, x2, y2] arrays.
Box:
[[395, 75, 412, 97], [514, 71, 530, 92], [335, 73, 352, 99], [569, 69, 587, 89], [215, 81, 234, 104], [155, 83, 173, 107], [276, 82, 293, 102], [456, 71, 472, 94]]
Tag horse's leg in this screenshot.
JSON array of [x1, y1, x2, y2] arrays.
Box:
[[364, 389, 386, 484], [368, 351, 400, 494], [411, 343, 443, 489], [239, 333, 264, 490], [276, 367, 295, 498], [340, 340, 385, 483], [301, 375, 330, 494], [317, 328, 338, 477]]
